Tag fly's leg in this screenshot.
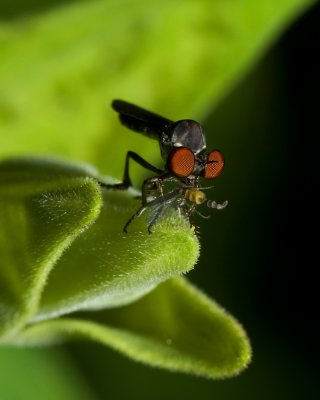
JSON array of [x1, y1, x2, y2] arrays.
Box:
[[123, 197, 164, 233], [123, 205, 147, 233], [186, 204, 197, 226], [140, 171, 172, 204], [124, 185, 179, 233], [100, 151, 163, 190], [142, 174, 175, 231], [123, 181, 165, 233], [146, 202, 166, 234], [141, 176, 164, 206]]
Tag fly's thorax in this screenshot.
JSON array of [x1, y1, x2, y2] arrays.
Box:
[[159, 120, 206, 160], [170, 120, 206, 154]]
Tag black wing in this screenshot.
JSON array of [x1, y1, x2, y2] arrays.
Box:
[[112, 100, 173, 140]]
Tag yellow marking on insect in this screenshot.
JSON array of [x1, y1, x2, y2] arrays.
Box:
[[185, 189, 206, 205]]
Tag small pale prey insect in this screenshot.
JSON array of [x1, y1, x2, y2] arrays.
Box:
[[102, 100, 227, 233]]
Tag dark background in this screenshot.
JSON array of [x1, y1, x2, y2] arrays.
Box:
[[65, 3, 320, 399]]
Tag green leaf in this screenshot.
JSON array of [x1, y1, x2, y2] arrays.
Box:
[[0, 346, 96, 400], [0, 158, 199, 334], [33, 198, 198, 322], [0, 157, 103, 337], [7, 277, 251, 379], [0, 157, 250, 378], [0, 0, 314, 380]]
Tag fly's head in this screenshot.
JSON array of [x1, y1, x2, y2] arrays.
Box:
[[165, 144, 225, 182], [159, 120, 225, 182]]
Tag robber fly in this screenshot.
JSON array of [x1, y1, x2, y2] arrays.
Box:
[[102, 100, 227, 233]]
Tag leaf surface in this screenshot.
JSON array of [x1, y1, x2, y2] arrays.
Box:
[[9, 277, 251, 379], [0, 158, 199, 339]]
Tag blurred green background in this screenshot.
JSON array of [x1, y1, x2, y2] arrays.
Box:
[[1, 0, 319, 399]]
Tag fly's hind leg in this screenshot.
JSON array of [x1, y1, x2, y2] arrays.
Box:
[[123, 177, 166, 233], [100, 151, 164, 190]]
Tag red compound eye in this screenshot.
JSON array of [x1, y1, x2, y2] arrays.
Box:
[[168, 147, 195, 178], [204, 150, 225, 179]]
